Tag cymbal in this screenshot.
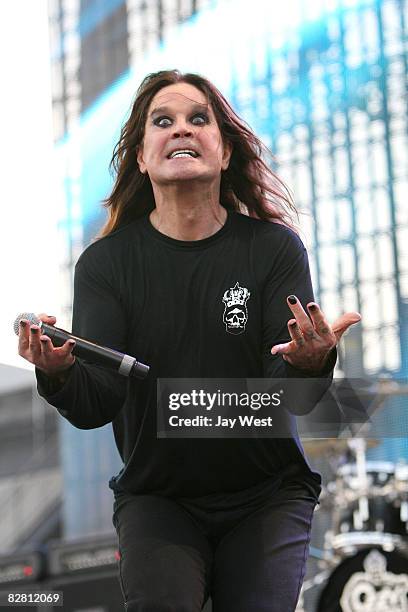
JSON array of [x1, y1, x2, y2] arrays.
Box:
[[302, 438, 380, 458]]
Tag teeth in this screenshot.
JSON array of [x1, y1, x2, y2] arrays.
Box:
[[169, 149, 197, 159]]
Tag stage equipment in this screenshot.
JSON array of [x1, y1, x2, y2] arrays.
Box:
[[317, 547, 408, 612], [300, 438, 408, 611], [46, 535, 123, 611]]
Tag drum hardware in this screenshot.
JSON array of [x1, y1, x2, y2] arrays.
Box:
[[331, 531, 408, 556], [302, 569, 332, 592], [328, 455, 408, 557], [304, 379, 408, 609], [295, 570, 332, 611], [313, 437, 408, 610]]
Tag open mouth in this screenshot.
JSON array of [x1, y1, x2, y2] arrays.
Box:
[[167, 149, 200, 159]]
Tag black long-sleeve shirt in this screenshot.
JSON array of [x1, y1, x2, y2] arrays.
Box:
[[36, 210, 337, 498]]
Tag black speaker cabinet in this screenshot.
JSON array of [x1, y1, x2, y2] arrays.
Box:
[[46, 568, 122, 611], [0, 540, 213, 611], [0, 549, 47, 611], [47, 571, 212, 611]]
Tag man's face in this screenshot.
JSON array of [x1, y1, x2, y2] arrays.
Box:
[[137, 82, 232, 188]]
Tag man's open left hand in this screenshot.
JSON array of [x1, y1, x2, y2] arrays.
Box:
[[270, 295, 361, 373]]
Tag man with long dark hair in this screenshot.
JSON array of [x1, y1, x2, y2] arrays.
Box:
[[18, 70, 361, 611]]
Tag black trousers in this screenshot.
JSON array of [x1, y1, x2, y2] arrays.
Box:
[[112, 466, 321, 612]]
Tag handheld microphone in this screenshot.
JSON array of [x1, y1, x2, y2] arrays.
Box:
[[13, 313, 149, 379]]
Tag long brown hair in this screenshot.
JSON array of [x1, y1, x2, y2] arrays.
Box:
[[99, 69, 300, 238]]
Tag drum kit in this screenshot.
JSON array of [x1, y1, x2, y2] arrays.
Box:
[[296, 438, 408, 612]]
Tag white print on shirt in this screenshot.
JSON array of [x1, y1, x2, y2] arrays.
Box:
[[222, 282, 251, 335]]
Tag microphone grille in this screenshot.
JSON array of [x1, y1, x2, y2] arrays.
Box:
[[13, 313, 40, 336]]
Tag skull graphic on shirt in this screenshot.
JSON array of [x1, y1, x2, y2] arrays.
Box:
[[222, 282, 250, 335]]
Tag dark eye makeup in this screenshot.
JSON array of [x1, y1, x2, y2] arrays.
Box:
[[153, 113, 209, 127]]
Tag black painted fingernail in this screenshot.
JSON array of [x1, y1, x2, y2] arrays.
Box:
[[288, 295, 297, 304], [68, 340, 76, 346], [289, 321, 297, 327], [20, 320, 26, 327], [40, 338, 47, 343], [308, 304, 317, 310]]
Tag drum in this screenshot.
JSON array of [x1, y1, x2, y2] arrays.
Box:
[[329, 462, 408, 555], [317, 547, 408, 612]]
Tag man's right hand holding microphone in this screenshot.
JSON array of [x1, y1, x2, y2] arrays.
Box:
[[16, 313, 149, 380], [17, 314, 76, 383]]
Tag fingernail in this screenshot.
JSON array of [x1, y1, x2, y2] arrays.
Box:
[[288, 295, 297, 304], [68, 340, 76, 346], [30, 326, 38, 333], [308, 304, 317, 310], [40, 338, 47, 343], [20, 320, 27, 327], [289, 321, 297, 327]]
